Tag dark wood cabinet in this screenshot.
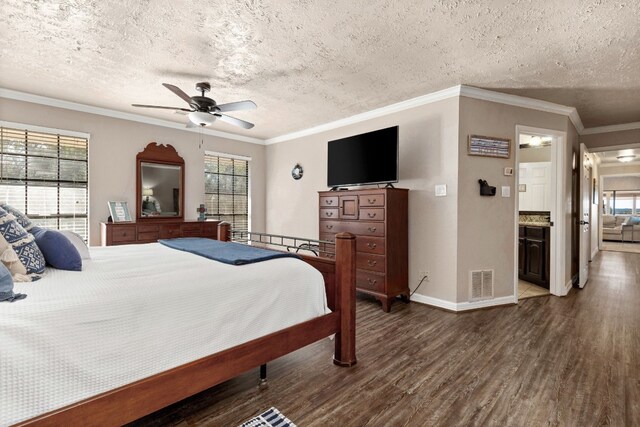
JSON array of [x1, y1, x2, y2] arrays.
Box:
[[101, 220, 220, 246], [319, 188, 408, 312], [518, 225, 550, 288]]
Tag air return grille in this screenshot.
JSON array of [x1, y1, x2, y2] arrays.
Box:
[[470, 269, 494, 301]]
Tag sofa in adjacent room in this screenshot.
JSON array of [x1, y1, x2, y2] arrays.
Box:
[[602, 214, 640, 242]]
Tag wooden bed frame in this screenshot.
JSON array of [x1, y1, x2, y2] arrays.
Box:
[[17, 223, 357, 426]]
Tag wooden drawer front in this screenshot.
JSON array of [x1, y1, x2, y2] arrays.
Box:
[[356, 253, 386, 273], [320, 208, 339, 220], [320, 196, 338, 207], [525, 226, 545, 238], [182, 223, 203, 237], [319, 232, 335, 242], [137, 231, 159, 241], [360, 193, 385, 207], [359, 208, 384, 221], [160, 224, 182, 239], [318, 233, 336, 259], [356, 270, 385, 293], [138, 225, 159, 233], [112, 225, 136, 243], [320, 220, 384, 237], [356, 236, 385, 255]]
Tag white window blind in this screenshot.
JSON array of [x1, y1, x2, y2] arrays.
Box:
[[204, 154, 248, 232], [0, 126, 89, 240]]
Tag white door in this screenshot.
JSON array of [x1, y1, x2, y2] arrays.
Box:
[[579, 143, 591, 288]]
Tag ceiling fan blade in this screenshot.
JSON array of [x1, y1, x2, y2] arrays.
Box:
[[162, 83, 194, 105], [132, 104, 192, 111], [186, 121, 200, 128], [215, 100, 257, 113], [216, 113, 254, 129]]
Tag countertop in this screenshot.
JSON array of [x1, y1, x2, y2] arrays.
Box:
[[519, 222, 551, 227]]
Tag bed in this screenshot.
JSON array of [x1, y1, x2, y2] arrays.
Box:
[[1, 223, 356, 426]]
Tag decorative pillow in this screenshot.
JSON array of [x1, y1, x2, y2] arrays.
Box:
[[31, 227, 82, 271], [58, 230, 91, 260], [615, 216, 628, 226], [0, 262, 26, 302], [0, 203, 34, 231], [602, 215, 616, 228], [0, 207, 46, 281], [627, 216, 640, 225]]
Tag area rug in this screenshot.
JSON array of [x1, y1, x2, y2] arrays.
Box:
[[239, 407, 296, 427]]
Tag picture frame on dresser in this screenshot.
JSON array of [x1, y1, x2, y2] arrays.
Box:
[[108, 201, 132, 223]]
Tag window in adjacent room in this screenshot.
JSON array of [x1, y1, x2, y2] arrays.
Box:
[[204, 153, 249, 233], [0, 125, 89, 241]]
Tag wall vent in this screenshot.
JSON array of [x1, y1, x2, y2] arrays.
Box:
[[469, 269, 494, 301]]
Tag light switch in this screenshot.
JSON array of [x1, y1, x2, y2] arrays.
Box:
[[501, 186, 510, 197], [435, 184, 447, 197]]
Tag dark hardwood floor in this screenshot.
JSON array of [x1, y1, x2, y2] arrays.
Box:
[[131, 250, 639, 426]]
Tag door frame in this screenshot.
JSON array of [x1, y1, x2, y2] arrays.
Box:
[[578, 143, 592, 288], [514, 125, 568, 299]]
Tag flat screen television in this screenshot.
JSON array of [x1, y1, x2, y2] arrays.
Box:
[[327, 126, 398, 188]]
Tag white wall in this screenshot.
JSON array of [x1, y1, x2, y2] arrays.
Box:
[[0, 97, 267, 245]]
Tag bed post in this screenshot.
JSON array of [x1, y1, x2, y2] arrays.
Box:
[[333, 232, 357, 367], [217, 222, 231, 242]]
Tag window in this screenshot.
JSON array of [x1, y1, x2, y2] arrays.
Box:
[[204, 153, 249, 232], [0, 126, 88, 240], [603, 190, 640, 215]]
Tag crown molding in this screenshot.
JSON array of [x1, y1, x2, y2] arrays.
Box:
[[458, 86, 585, 133], [581, 121, 640, 135], [264, 85, 462, 144], [0, 88, 265, 145]]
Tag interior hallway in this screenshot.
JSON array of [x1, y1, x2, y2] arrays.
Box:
[[132, 251, 640, 426]]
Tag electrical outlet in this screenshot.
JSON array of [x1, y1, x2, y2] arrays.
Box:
[[419, 271, 430, 281]]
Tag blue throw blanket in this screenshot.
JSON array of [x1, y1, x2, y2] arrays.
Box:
[[159, 238, 300, 265]]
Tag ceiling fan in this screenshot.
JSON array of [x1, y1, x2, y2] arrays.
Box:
[[132, 82, 256, 129]]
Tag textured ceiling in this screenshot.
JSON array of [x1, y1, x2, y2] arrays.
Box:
[[1, 0, 639, 139]]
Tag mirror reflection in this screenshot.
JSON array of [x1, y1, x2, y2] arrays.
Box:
[[140, 162, 181, 217]]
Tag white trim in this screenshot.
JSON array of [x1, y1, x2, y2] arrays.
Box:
[[410, 293, 516, 312], [0, 120, 90, 139], [204, 150, 252, 162], [456, 296, 517, 311], [0, 88, 265, 145], [591, 246, 599, 260], [460, 86, 584, 133], [565, 279, 573, 294], [264, 86, 463, 144], [410, 293, 458, 311], [598, 160, 640, 168], [515, 125, 567, 298], [581, 121, 640, 135]]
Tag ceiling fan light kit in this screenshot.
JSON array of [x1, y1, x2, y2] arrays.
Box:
[[132, 82, 256, 129]]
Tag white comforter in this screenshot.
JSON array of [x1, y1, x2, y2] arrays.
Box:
[[0, 243, 329, 426]]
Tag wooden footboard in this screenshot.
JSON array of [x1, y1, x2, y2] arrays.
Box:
[[19, 224, 356, 426]]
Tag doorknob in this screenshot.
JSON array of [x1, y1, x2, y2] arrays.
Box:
[[579, 220, 589, 225]]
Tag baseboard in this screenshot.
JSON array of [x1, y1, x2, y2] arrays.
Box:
[[564, 279, 573, 294], [410, 294, 516, 312], [410, 293, 458, 311], [455, 296, 517, 311], [591, 247, 598, 260]]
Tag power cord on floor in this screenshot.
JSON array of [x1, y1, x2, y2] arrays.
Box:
[[410, 275, 428, 297]]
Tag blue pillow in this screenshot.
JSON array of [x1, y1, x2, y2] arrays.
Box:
[[0, 207, 46, 281], [0, 262, 26, 302], [0, 204, 33, 231], [31, 227, 82, 271], [627, 216, 640, 225]]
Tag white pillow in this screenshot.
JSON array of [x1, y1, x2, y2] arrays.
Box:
[[58, 230, 91, 260]]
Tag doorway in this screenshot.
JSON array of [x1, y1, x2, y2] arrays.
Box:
[[514, 126, 567, 299]]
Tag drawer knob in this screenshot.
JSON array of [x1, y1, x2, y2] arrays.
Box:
[[326, 225, 333, 230], [367, 242, 377, 249], [367, 260, 377, 267], [326, 199, 333, 205], [367, 212, 376, 218], [368, 198, 376, 204], [367, 227, 376, 232], [326, 211, 333, 217], [368, 278, 377, 285]]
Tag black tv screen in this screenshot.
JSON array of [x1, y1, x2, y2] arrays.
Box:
[[327, 126, 398, 188]]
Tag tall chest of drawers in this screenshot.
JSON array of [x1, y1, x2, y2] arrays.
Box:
[[318, 188, 409, 312]]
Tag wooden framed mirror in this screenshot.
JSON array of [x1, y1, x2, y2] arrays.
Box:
[[136, 143, 185, 221]]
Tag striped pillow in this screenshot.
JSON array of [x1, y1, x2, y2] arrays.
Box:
[[0, 207, 46, 281]]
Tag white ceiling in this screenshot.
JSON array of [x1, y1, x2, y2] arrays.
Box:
[[594, 148, 640, 165], [1, 0, 639, 140]]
